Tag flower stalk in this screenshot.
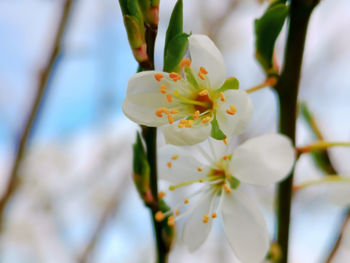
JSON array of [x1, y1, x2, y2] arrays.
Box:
[[293, 175, 350, 192], [274, 0, 319, 262], [297, 141, 350, 155], [246, 76, 277, 94]]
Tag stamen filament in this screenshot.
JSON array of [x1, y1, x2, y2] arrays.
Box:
[[173, 90, 208, 107], [169, 176, 222, 191]]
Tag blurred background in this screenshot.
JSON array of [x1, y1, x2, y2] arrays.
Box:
[[0, 0, 350, 262]]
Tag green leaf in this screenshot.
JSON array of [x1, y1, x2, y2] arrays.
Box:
[[299, 103, 336, 175], [163, 33, 189, 73], [254, 2, 289, 72], [217, 77, 239, 93], [300, 102, 312, 124], [211, 115, 226, 140], [164, 0, 183, 61]]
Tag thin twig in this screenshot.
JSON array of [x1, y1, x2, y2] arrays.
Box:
[[0, 0, 74, 230], [300, 104, 350, 261], [326, 213, 350, 263], [78, 177, 129, 263]]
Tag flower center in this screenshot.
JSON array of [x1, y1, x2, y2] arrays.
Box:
[[194, 93, 213, 113], [155, 153, 241, 226]]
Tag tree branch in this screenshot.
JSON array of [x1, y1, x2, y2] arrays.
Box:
[[275, 0, 319, 262], [0, 0, 74, 230], [325, 212, 350, 263]]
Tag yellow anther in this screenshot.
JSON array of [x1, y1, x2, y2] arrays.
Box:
[[180, 119, 188, 124], [203, 214, 209, 223], [199, 89, 209, 96], [197, 168, 203, 172], [154, 73, 164, 82], [223, 155, 229, 160], [158, 191, 166, 199], [198, 71, 206, 80], [180, 58, 191, 67], [202, 117, 211, 123], [175, 209, 180, 215], [171, 109, 179, 114], [230, 105, 237, 113], [199, 179, 204, 183], [185, 120, 193, 128], [166, 94, 173, 103], [167, 216, 175, 226], [226, 105, 237, 115], [200, 66, 208, 74], [155, 211, 165, 221], [168, 114, 174, 124], [172, 155, 179, 160], [223, 139, 228, 145], [184, 199, 189, 204], [160, 84, 167, 94], [169, 72, 181, 82], [223, 184, 232, 194], [178, 124, 185, 128], [155, 107, 169, 117], [193, 110, 200, 119], [212, 212, 217, 218], [219, 92, 226, 102], [167, 162, 172, 168]]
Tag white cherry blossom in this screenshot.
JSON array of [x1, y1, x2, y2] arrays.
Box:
[[156, 134, 295, 263], [122, 34, 253, 145]]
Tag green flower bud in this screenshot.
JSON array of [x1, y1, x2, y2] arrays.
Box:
[[133, 133, 153, 205]]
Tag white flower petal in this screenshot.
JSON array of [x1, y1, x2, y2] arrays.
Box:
[[216, 90, 253, 136], [189, 34, 226, 88], [123, 95, 169, 126], [122, 71, 175, 126], [222, 190, 269, 263], [182, 191, 214, 252], [230, 134, 295, 186], [127, 71, 169, 94], [161, 124, 211, 146], [158, 145, 209, 184], [326, 180, 350, 207]]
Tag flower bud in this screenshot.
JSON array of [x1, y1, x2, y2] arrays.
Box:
[[138, 0, 159, 26], [133, 133, 153, 205]]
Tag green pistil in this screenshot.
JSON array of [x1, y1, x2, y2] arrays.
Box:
[[173, 90, 207, 107]]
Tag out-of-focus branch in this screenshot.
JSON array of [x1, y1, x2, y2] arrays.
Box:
[[78, 177, 129, 263], [0, 0, 74, 230], [326, 213, 350, 263], [200, 0, 240, 40], [299, 102, 350, 262]]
